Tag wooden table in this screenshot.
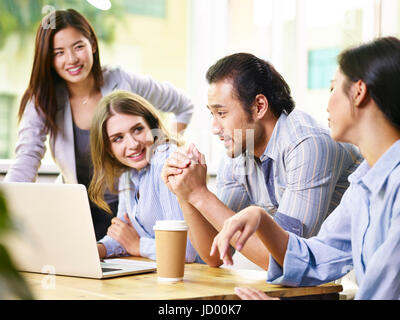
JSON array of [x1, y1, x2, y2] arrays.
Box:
[[21, 258, 342, 300]]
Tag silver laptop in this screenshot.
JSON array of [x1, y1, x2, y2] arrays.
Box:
[[0, 182, 156, 279]]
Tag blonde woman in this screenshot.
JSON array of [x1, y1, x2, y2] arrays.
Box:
[[89, 90, 198, 261]]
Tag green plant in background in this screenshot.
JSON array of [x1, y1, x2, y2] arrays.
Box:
[[0, 189, 34, 299], [0, 0, 126, 49]]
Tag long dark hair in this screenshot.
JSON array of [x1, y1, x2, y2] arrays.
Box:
[[18, 9, 103, 136], [206, 53, 295, 118], [338, 36, 400, 129]]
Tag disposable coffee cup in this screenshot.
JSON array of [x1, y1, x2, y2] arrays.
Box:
[[153, 220, 188, 282]]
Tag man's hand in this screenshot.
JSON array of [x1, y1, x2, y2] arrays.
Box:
[[162, 144, 208, 203], [161, 148, 191, 192]]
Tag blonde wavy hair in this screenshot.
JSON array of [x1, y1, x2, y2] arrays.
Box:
[[89, 90, 183, 213]]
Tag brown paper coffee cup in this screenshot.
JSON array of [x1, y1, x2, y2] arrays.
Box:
[[153, 220, 188, 282]]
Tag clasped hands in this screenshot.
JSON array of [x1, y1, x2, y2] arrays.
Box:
[[161, 143, 208, 205]]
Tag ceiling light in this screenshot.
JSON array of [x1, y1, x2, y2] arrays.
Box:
[[86, 0, 111, 10]]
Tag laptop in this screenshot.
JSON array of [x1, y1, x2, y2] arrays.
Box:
[[0, 182, 156, 279]]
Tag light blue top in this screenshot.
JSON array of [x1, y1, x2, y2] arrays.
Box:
[[217, 109, 362, 238], [99, 143, 199, 262], [267, 139, 400, 300]]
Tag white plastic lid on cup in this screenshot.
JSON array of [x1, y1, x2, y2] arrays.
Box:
[[153, 220, 188, 231]]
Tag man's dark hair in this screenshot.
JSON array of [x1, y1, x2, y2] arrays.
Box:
[[206, 53, 295, 117]]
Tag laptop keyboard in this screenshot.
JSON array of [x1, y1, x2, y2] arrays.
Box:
[[102, 267, 123, 273]]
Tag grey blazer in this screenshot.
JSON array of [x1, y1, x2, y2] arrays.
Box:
[[5, 67, 194, 183]]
